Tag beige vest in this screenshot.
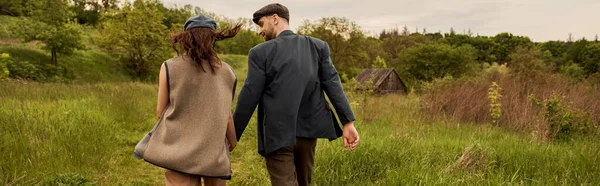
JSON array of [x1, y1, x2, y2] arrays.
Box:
[[145, 56, 236, 178]]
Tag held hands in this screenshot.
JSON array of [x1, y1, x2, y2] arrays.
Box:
[[228, 141, 237, 152], [342, 121, 359, 152]]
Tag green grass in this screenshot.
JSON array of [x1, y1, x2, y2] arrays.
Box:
[[1, 80, 599, 185], [0, 16, 20, 39], [0, 43, 131, 82]]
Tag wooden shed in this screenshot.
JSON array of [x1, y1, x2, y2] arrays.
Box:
[[355, 68, 408, 94]]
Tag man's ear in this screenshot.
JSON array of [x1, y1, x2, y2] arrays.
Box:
[[272, 14, 279, 25]]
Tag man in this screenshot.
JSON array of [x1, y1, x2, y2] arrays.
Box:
[[233, 3, 359, 186]]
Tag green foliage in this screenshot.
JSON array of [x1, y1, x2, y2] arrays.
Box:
[[371, 56, 387, 68], [216, 29, 263, 55], [0, 15, 21, 38], [508, 47, 550, 78], [537, 40, 567, 67], [11, 0, 85, 65], [0, 47, 65, 81], [402, 42, 477, 81], [219, 54, 247, 69], [0, 0, 35, 16], [560, 62, 586, 81], [98, 0, 171, 79], [530, 94, 595, 141], [582, 43, 600, 76], [479, 62, 509, 80], [488, 82, 502, 125], [0, 53, 10, 78], [298, 17, 374, 78], [71, 0, 101, 25], [492, 32, 533, 63], [380, 28, 430, 61], [153, 3, 193, 29], [566, 38, 589, 64], [0, 44, 130, 82], [6, 60, 55, 81]]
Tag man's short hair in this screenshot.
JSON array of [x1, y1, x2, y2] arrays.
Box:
[[252, 3, 290, 25]]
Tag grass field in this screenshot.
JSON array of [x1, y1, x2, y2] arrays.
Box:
[[1, 75, 599, 185]]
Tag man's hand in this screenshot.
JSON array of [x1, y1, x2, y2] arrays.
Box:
[[342, 121, 359, 151], [228, 141, 237, 152]]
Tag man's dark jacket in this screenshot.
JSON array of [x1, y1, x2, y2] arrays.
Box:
[[233, 30, 355, 156]]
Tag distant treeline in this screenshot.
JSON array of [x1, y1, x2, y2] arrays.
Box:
[[1, 0, 599, 83]]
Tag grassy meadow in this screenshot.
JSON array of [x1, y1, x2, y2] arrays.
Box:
[[1, 13, 599, 184], [2, 60, 600, 185]]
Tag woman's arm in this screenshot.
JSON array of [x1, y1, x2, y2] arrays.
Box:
[[156, 63, 169, 118], [226, 112, 237, 151]]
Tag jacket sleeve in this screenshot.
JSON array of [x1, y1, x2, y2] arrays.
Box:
[[233, 48, 266, 141], [318, 42, 356, 124]]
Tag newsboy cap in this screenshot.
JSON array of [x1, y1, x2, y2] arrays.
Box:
[[184, 14, 217, 31], [252, 3, 289, 25]]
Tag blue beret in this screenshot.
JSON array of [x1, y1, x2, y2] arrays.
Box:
[[184, 14, 217, 30]]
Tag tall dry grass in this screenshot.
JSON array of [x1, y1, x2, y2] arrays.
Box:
[[423, 71, 600, 133]]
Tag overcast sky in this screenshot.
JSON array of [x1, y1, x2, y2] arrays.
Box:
[[160, 0, 600, 42]]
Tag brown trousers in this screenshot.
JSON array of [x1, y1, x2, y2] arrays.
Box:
[[265, 137, 318, 186]]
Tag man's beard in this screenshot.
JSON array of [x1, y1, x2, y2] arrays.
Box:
[[263, 30, 276, 41]]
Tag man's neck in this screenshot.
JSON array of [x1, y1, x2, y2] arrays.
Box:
[[275, 25, 291, 38]]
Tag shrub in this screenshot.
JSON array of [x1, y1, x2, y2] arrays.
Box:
[[0, 53, 11, 78], [530, 93, 595, 141], [488, 82, 502, 125]]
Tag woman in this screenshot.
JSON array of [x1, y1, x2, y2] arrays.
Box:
[[153, 14, 241, 186]]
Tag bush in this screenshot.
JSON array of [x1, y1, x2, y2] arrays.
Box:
[[0, 53, 11, 78], [6, 60, 65, 81], [530, 93, 595, 141], [509, 47, 551, 78], [402, 42, 477, 82], [488, 82, 502, 125], [423, 72, 600, 134], [560, 62, 587, 81]]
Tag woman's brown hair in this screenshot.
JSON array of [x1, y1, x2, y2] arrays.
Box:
[[171, 23, 243, 73]]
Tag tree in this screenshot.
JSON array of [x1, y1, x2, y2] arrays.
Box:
[[215, 28, 263, 55], [378, 26, 430, 66], [70, 0, 119, 25], [425, 32, 443, 41], [402, 42, 477, 81], [446, 27, 456, 37], [492, 32, 533, 63], [537, 40, 567, 68], [14, 0, 84, 65], [568, 33, 574, 42], [509, 47, 550, 78], [98, 0, 171, 78], [582, 43, 600, 76], [298, 17, 372, 77], [152, 3, 194, 29], [371, 56, 387, 68], [100, 0, 119, 12], [0, 0, 35, 16], [401, 25, 410, 36], [71, 0, 101, 25], [379, 27, 399, 40], [565, 38, 589, 64]]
